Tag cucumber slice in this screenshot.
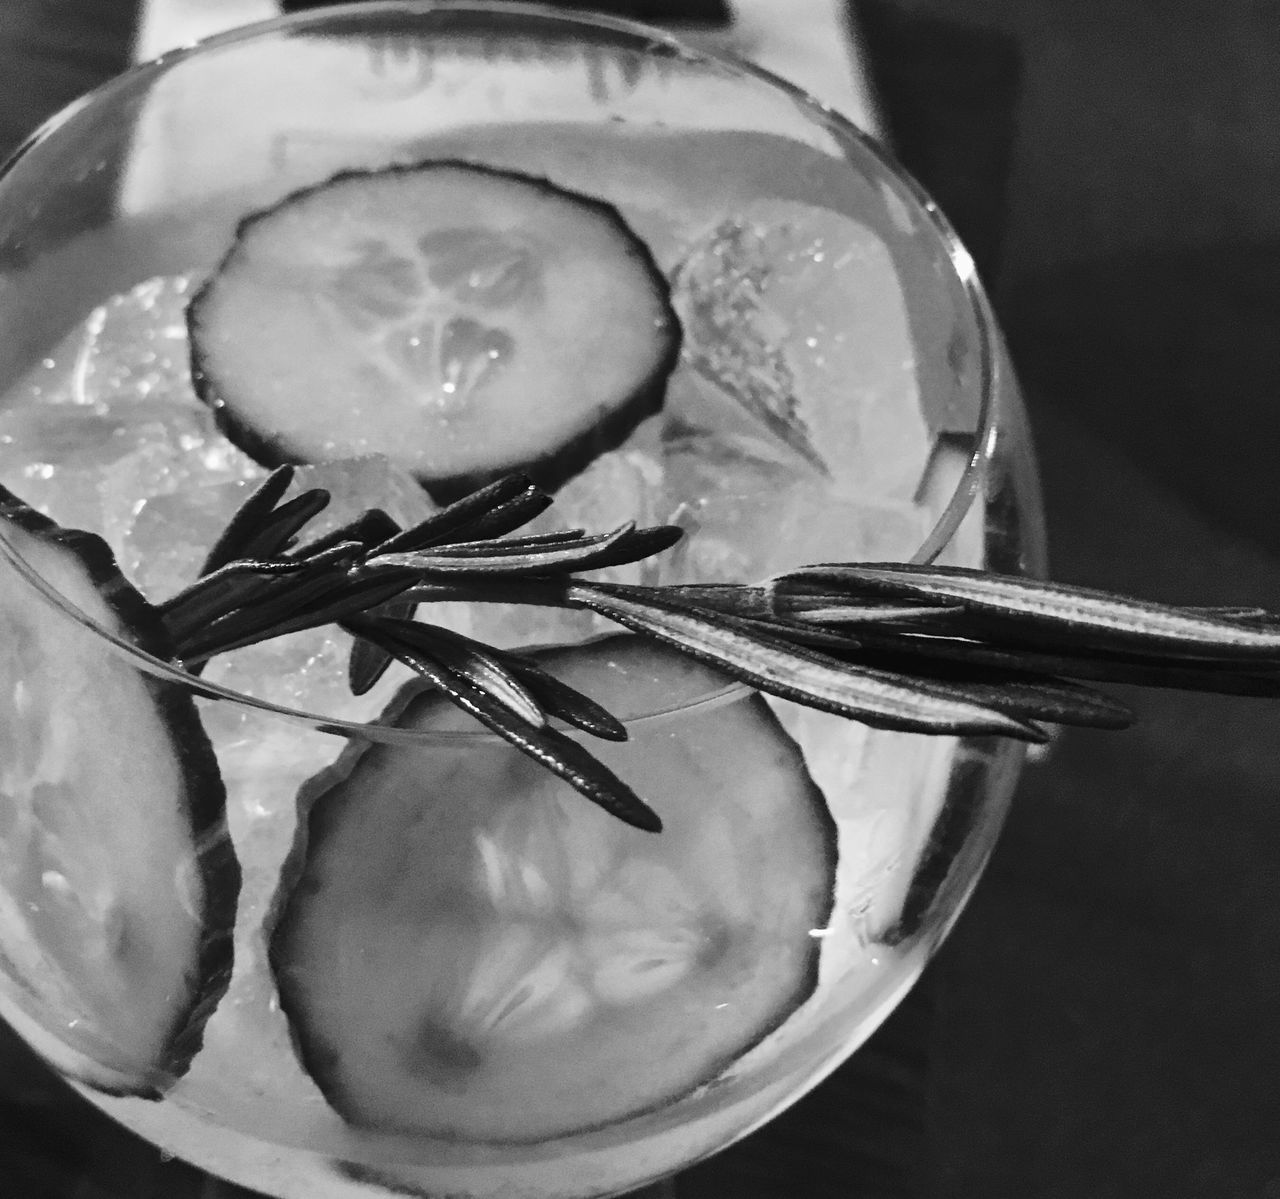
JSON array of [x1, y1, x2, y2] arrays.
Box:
[[189, 162, 681, 499], [0, 487, 239, 1096], [268, 635, 836, 1143]]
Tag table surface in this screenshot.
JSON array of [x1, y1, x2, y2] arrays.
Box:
[[4, 3, 1280, 1198]]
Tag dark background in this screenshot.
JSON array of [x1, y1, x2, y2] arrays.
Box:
[[3, 1, 1280, 1196]]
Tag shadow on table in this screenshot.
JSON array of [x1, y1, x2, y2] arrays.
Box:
[[999, 244, 1280, 562]]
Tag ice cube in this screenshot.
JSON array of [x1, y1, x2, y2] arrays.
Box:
[[0, 398, 259, 542], [0, 269, 267, 547], [73, 275, 199, 408], [660, 482, 927, 584], [0, 404, 135, 532], [539, 429, 666, 554], [278, 458, 483, 697], [120, 477, 259, 600], [202, 626, 394, 724], [288, 454, 437, 537], [656, 411, 928, 585], [100, 416, 260, 547], [768, 697, 956, 954], [835, 729, 958, 944], [189, 456, 453, 724], [464, 444, 668, 651], [123, 451, 448, 604], [670, 199, 931, 505]]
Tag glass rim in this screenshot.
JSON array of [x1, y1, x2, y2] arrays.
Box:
[[0, 0, 1003, 741]]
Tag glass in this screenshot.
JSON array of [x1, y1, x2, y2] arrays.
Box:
[[0, 3, 1044, 1197]]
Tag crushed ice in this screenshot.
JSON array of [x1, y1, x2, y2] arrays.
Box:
[[1, 212, 954, 688]]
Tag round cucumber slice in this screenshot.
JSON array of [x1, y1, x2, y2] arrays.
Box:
[[189, 162, 681, 499], [0, 487, 239, 1096], [268, 635, 836, 1143]]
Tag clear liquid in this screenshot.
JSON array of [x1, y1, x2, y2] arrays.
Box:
[[0, 120, 986, 1199]]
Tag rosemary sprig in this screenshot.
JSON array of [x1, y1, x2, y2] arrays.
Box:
[[157, 472, 1280, 832], [365, 522, 682, 577], [344, 614, 661, 832], [197, 465, 299, 573], [780, 563, 1280, 660], [567, 581, 1047, 741], [362, 618, 629, 742]]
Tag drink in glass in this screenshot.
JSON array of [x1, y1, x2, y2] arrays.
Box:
[[0, 4, 1043, 1196]]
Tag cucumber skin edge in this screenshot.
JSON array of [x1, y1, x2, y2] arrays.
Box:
[[185, 159, 683, 504], [263, 635, 839, 1144], [0, 483, 242, 1098]]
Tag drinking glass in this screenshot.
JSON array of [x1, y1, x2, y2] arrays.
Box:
[[0, 4, 1044, 1197]]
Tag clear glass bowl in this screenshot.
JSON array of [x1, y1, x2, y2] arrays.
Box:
[[0, 4, 1044, 1197]]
